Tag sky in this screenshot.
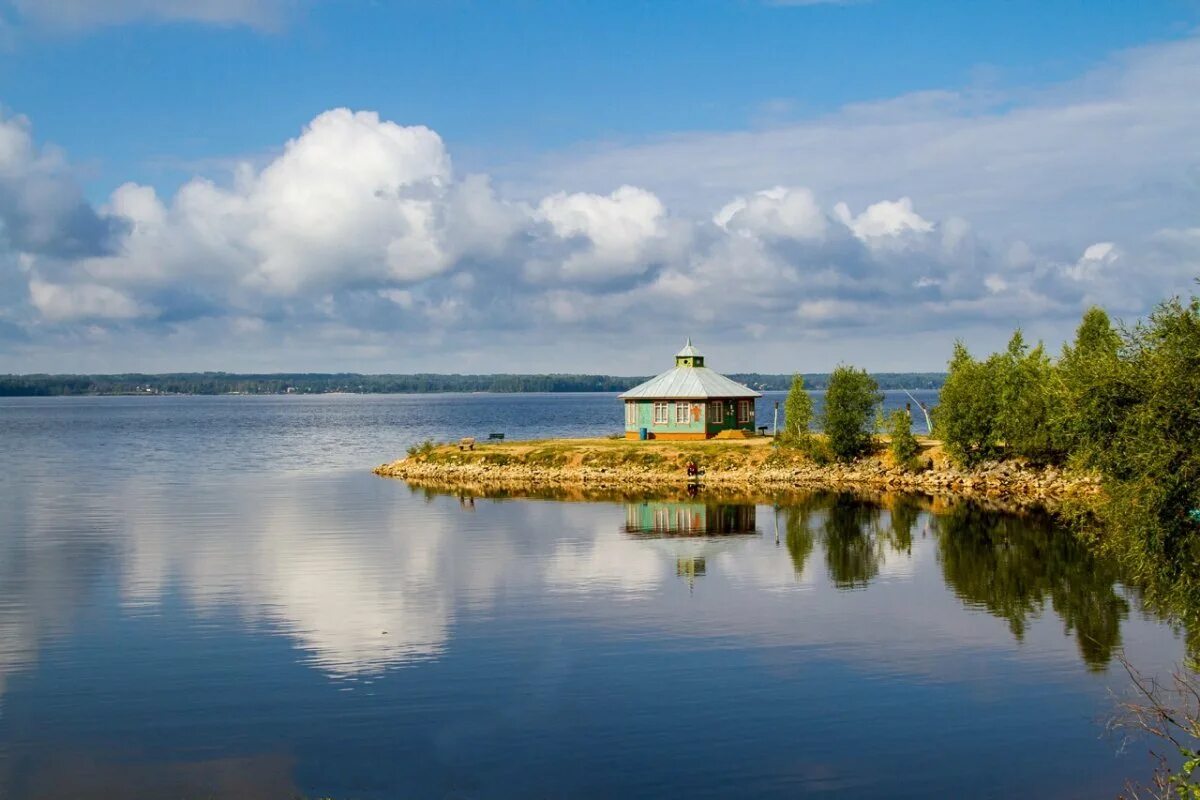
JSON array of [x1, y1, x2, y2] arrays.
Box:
[[0, 0, 1197, 374]]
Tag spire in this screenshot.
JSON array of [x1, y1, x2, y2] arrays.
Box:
[[675, 338, 704, 367]]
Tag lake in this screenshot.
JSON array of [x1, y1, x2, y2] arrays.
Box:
[[0, 393, 1185, 799]]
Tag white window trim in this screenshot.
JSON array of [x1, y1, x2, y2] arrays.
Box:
[[675, 401, 690, 424], [626, 402, 637, 426], [738, 400, 752, 423], [653, 401, 669, 425], [709, 400, 723, 423]]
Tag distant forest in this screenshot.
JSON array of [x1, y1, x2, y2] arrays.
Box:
[[0, 372, 945, 396]]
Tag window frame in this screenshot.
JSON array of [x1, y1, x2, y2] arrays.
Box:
[[675, 401, 691, 424], [709, 400, 723, 424], [625, 401, 637, 426], [737, 399, 752, 423], [653, 401, 669, 425]]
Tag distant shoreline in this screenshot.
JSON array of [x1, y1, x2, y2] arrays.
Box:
[[0, 372, 946, 397]]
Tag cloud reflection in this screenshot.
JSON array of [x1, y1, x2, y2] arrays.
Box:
[[0, 475, 1161, 696]]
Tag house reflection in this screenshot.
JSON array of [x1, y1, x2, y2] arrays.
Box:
[[623, 502, 758, 537], [623, 502, 759, 587]]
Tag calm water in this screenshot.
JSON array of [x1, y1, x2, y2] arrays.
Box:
[[0, 394, 1185, 799]]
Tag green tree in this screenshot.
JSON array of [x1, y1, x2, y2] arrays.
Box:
[[885, 408, 920, 470], [821, 365, 882, 462], [1095, 294, 1200, 605], [1056, 306, 1131, 468], [782, 374, 814, 443], [934, 341, 1000, 466], [991, 331, 1068, 463]]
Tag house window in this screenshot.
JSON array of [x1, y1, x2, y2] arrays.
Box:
[[675, 401, 690, 424], [738, 399, 753, 423], [709, 400, 723, 423], [625, 402, 637, 426], [653, 401, 669, 424]]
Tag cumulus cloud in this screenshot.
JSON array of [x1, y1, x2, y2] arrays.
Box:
[[0, 113, 123, 258], [531, 185, 677, 282], [2, 38, 1199, 372], [715, 187, 827, 241]]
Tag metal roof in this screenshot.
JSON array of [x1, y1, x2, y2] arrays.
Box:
[[675, 338, 702, 358], [619, 366, 761, 400]]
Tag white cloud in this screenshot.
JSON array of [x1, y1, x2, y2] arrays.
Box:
[[2, 36, 1199, 371], [833, 197, 934, 240], [28, 277, 147, 321], [532, 185, 674, 281], [715, 186, 827, 240]]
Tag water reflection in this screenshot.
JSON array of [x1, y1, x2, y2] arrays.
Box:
[[782, 493, 920, 589], [623, 502, 759, 586], [933, 501, 1130, 671], [0, 478, 1159, 705], [623, 502, 758, 536]]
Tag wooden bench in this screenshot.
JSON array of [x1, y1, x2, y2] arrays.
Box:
[[488, 433, 505, 440], [459, 437, 475, 451]]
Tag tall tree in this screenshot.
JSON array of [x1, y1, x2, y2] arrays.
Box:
[[934, 342, 1000, 466], [822, 365, 882, 462], [782, 374, 814, 442]]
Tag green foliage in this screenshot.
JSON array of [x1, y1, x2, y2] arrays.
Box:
[[934, 342, 1000, 466], [781, 374, 814, 443], [821, 366, 882, 462], [1056, 307, 1131, 468], [992, 331, 1069, 463], [937, 332, 1068, 466], [885, 408, 920, 470], [406, 439, 437, 458], [1091, 294, 1200, 619]]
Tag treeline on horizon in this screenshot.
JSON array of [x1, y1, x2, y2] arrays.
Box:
[[0, 371, 946, 397]]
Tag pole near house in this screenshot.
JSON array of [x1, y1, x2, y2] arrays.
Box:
[[773, 401, 779, 438]]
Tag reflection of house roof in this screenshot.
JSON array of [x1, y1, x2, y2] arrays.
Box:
[[619, 367, 761, 400]]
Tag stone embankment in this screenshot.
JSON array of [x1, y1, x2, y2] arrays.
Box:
[[374, 438, 1102, 506]]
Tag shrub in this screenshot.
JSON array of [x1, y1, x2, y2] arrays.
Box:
[[781, 374, 814, 443], [406, 438, 437, 458], [886, 408, 920, 470], [935, 341, 1000, 466], [821, 365, 882, 462], [991, 331, 1067, 464], [1056, 306, 1131, 469]]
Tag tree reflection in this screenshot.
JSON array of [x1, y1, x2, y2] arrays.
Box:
[[823, 494, 884, 588], [782, 493, 915, 588], [934, 502, 1129, 671]]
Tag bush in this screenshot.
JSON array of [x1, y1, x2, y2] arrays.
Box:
[[1094, 294, 1200, 588], [886, 408, 920, 470], [822, 365, 882, 462], [1056, 307, 1131, 469], [937, 331, 1070, 466], [406, 438, 437, 458], [934, 342, 1000, 466], [991, 331, 1067, 464], [781, 374, 814, 443]]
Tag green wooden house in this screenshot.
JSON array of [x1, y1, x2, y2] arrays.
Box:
[[620, 340, 762, 440]]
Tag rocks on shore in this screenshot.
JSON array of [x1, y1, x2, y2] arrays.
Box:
[[374, 447, 1101, 505]]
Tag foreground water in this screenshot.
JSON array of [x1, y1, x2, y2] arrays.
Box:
[[0, 394, 1186, 799]]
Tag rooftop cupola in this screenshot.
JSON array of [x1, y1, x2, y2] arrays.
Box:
[[675, 338, 704, 368]]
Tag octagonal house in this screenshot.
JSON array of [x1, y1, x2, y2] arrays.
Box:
[[620, 340, 762, 440]]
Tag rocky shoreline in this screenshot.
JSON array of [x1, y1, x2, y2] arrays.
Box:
[[374, 439, 1102, 507]]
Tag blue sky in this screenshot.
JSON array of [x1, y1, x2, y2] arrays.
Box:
[[0, 0, 1197, 373]]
